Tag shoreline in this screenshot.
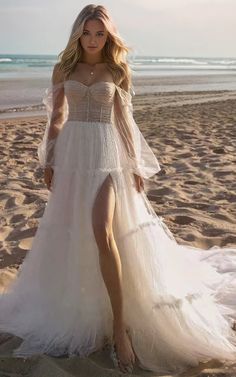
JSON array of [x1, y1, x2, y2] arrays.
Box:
[[1, 72, 236, 119], [1, 87, 236, 120]]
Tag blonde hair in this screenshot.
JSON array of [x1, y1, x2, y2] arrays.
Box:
[[57, 4, 133, 90]]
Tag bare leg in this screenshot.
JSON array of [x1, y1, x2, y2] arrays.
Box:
[[92, 174, 136, 371]]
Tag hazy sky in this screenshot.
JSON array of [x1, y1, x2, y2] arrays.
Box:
[[0, 0, 235, 57]]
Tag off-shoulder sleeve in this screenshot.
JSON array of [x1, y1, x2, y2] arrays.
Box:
[[112, 85, 161, 179], [37, 81, 68, 168]]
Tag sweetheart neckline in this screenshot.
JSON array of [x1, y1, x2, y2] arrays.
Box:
[[63, 79, 132, 99], [65, 79, 116, 89]]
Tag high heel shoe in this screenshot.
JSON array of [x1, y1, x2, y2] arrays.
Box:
[[110, 328, 134, 374]]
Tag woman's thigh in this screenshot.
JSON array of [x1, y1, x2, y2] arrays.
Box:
[[92, 173, 116, 243]]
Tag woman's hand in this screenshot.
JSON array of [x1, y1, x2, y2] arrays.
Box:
[[44, 166, 54, 191], [133, 173, 144, 193]]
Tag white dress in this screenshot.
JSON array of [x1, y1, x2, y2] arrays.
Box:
[[1, 79, 236, 376]]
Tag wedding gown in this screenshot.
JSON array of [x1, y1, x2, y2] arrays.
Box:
[[1, 78, 236, 376]]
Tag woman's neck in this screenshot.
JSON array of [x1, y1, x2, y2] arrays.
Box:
[[81, 53, 104, 66]]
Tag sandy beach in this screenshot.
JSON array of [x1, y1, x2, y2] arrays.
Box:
[[0, 84, 236, 376]]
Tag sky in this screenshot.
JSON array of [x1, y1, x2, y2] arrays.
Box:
[[0, 0, 235, 58]]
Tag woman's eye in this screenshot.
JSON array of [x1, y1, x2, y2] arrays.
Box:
[[82, 31, 104, 36]]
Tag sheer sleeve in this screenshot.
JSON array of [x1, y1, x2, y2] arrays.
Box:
[[112, 85, 161, 179], [37, 78, 68, 169]]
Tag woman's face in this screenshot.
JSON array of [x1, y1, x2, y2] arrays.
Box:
[[80, 19, 108, 55]]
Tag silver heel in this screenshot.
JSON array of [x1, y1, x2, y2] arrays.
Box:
[[110, 334, 134, 374], [110, 342, 120, 369]]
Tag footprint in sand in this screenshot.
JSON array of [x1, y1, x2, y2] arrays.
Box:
[[223, 235, 236, 246], [6, 227, 37, 242], [4, 196, 16, 209], [30, 207, 44, 219], [23, 193, 40, 205], [213, 170, 232, 177], [171, 215, 196, 225], [0, 247, 28, 269], [151, 187, 175, 196], [3, 192, 25, 208], [202, 227, 224, 237], [184, 180, 200, 185], [212, 147, 225, 154], [9, 214, 25, 224], [177, 152, 192, 158]]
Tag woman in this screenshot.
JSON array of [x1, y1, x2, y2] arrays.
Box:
[[1, 4, 236, 376]]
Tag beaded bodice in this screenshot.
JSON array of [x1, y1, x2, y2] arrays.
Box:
[[38, 77, 161, 180], [64, 80, 116, 123]]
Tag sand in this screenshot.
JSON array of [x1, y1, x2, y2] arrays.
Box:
[[0, 88, 236, 376]]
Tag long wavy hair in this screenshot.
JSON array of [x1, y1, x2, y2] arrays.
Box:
[[57, 4, 133, 90]]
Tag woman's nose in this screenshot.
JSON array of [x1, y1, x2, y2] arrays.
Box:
[[89, 37, 96, 44]]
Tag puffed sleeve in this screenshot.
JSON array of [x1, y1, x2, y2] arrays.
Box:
[[112, 84, 161, 179], [37, 72, 68, 169]]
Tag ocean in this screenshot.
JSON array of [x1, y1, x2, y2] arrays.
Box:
[[1, 54, 236, 79], [1, 54, 236, 118]]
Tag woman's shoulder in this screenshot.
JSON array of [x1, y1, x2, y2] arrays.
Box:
[[52, 63, 65, 85], [119, 76, 130, 92], [118, 69, 135, 95]]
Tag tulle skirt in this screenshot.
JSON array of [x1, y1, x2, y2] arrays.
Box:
[[1, 119, 236, 375]]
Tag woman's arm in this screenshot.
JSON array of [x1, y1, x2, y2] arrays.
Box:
[[113, 91, 138, 167], [47, 64, 65, 140], [112, 77, 161, 183], [113, 89, 144, 192], [41, 64, 66, 168]]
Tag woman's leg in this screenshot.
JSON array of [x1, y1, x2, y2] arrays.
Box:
[[92, 174, 136, 371]]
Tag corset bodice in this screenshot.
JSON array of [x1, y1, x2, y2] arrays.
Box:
[[64, 80, 116, 123]]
